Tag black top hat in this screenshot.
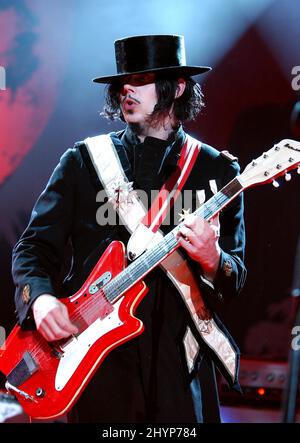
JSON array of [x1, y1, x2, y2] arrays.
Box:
[[93, 35, 211, 84]]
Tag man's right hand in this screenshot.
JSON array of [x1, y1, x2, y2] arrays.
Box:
[[32, 294, 78, 342]]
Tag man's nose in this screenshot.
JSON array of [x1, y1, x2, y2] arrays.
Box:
[[121, 83, 135, 96]]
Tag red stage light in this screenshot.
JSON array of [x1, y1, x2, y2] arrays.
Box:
[[257, 388, 266, 396]]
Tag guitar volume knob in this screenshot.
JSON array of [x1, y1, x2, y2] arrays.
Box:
[[36, 387, 45, 398], [128, 251, 136, 261]]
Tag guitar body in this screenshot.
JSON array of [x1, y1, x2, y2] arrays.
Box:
[[0, 241, 148, 419]]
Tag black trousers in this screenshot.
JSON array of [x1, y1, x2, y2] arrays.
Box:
[[68, 341, 200, 423]]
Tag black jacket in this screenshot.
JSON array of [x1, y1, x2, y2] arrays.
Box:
[[12, 126, 246, 422], [12, 126, 246, 324]]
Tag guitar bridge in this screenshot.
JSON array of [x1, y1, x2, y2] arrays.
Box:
[[49, 343, 64, 359]]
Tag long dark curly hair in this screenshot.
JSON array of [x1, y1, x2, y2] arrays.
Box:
[[102, 76, 205, 124]]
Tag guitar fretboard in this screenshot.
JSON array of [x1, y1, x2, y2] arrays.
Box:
[[103, 176, 243, 303]]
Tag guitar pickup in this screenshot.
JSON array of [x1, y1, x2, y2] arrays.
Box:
[[89, 272, 112, 294], [7, 351, 39, 388]]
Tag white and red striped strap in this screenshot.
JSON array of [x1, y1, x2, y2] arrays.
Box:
[[84, 133, 238, 381], [142, 136, 201, 233]]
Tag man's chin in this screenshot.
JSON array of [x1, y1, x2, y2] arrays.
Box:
[[128, 122, 143, 135]]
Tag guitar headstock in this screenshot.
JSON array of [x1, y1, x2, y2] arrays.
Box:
[[238, 139, 300, 188]]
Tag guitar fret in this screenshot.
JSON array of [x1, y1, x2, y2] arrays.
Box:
[[222, 179, 242, 196], [105, 238, 175, 302]]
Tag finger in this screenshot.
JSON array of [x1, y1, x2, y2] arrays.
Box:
[[207, 214, 220, 238], [183, 214, 197, 227], [37, 321, 56, 342], [55, 307, 78, 334], [186, 217, 207, 236], [178, 236, 198, 257], [209, 214, 220, 229], [178, 225, 192, 237], [43, 314, 73, 340], [210, 223, 220, 239], [177, 231, 193, 246], [42, 307, 75, 338]]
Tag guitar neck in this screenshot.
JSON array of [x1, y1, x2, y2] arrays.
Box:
[[96, 138, 300, 303], [103, 176, 244, 303], [193, 176, 243, 220]]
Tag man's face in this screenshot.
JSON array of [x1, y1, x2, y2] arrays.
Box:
[[118, 73, 157, 125]]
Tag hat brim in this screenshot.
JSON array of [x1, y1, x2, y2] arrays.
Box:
[[92, 65, 211, 84]]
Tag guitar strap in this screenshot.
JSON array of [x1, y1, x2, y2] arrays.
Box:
[[84, 133, 239, 386]]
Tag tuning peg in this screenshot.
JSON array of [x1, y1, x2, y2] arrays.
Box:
[[285, 172, 292, 181], [272, 179, 280, 188]]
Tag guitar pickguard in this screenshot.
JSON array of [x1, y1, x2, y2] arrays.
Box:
[[55, 297, 123, 391]]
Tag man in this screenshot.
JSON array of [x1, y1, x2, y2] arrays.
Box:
[[12, 35, 246, 422]]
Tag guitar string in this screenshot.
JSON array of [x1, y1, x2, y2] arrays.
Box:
[[85, 185, 240, 306], [57, 190, 231, 320], [18, 155, 300, 363], [27, 182, 241, 359], [14, 153, 300, 360], [26, 190, 236, 360], [54, 180, 241, 323]]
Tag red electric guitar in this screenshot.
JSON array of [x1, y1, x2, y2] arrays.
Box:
[[0, 139, 299, 419]]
